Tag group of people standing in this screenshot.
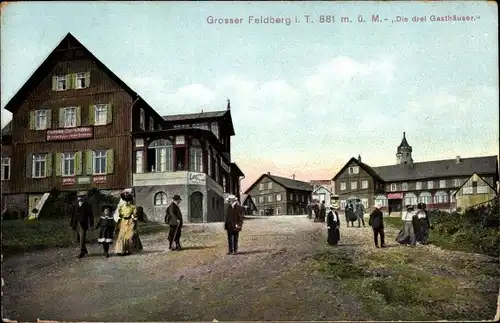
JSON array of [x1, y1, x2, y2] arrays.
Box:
[[70, 190, 144, 258], [398, 203, 431, 247], [307, 200, 327, 222], [344, 200, 366, 227]]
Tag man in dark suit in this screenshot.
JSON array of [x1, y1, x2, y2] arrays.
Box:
[[369, 202, 386, 248], [70, 191, 94, 258], [164, 194, 183, 251], [224, 195, 244, 255]]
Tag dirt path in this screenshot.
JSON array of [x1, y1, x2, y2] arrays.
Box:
[[3, 215, 498, 321]]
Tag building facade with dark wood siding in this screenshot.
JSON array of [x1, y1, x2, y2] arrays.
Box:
[[1, 33, 244, 222], [244, 173, 313, 215], [332, 133, 499, 215]]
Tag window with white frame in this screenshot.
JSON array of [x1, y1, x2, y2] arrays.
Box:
[[189, 139, 203, 172], [93, 150, 107, 175], [301, 195, 305, 202], [340, 199, 347, 210], [154, 192, 168, 206], [61, 152, 75, 176], [453, 179, 461, 187], [439, 180, 446, 188], [35, 110, 48, 130], [139, 108, 145, 130], [268, 195, 273, 202], [415, 181, 422, 190], [427, 181, 434, 189], [351, 181, 358, 190], [56, 75, 67, 90], [267, 182, 272, 189], [289, 193, 293, 200], [259, 183, 264, 190], [276, 207, 282, 215], [402, 182, 408, 191], [259, 196, 264, 203], [477, 185, 490, 194], [276, 193, 282, 201], [94, 104, 108, 125], [340, 182, 347, 191], [149, 117, 154, 131], [148, 139, 173, 172], [32, 154, 46, 178], [61, 107, 77, 128], [361, 180, 368, 189], [418, 192, 432, 204], [75, 73, 86, 89], [375, 195, 388, 207], [1, 157, 11, 180], [135, 150, 143, 173], [348, 166, 360, 174], [390, 183, 397, 191], [404, 193, 418, 206], [433, 191, 448, 204]]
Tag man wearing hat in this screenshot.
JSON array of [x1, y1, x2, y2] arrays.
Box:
[[70, 191, 94, 258], [401, 204, 416, 247], [369, 202, 386, 248], [224, 194, 244, 255], [326, 205, 341, 245], [164, 194, 184, 251]]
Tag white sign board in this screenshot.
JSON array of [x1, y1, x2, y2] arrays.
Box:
[[189, 172, 206, 185]]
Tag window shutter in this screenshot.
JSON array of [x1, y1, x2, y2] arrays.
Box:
[[58, 108, 64, 128], [84, 71, 90, 88], [65, 74, 72, 89], [46, 109, 52, 128], [86, 150, 93, 175], [55, 153, 62, 176], [88, 105, 95, 125], [52, 76, 57, 91], [75, 106, 81, 126], [75, 151, 82, 175], [106, 149, 114, 174], [29, 111, 35, 130], [25, 153, 33, 179], [46, 153, 53, 177], [106, 103, 113, 124]]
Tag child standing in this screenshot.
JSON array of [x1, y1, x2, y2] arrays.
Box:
[[96, 205, 115, 257]]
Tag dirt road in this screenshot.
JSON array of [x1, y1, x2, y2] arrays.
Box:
[[3, 215, 498, 321]]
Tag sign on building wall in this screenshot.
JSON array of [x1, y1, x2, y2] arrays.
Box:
[[62, 177, 76, 186], [77, 177, 91, 184], [189, 172, 206, 185], [93, 175, 107, 184], [387, 193, 403, 199], [47, 127, 93, 141]]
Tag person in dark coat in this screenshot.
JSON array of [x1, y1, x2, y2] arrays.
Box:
[[164, 194, 183, 251], [70, 191, 94, 258], [369, 202, 386, 248], [307, 203, 312, 220], [355, 200, 366, 227], [313, 201, 320, 222], [416, 203, 430, 244], [224, 194, 244, 255], [326, 205, 341, 245], [346, 203, 357, 227], [319, 201, 327, 222], [96, 205, 114, 257]]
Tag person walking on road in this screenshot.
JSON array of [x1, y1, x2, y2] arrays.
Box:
[[326, 205, 341, 246], [369, 202, 386, 248], [224, 195, 244, 255], [402, 204, 417, 247], [70, 191, 94, 258], [355, 200, 366, 227], [164, 195, 184, 251]]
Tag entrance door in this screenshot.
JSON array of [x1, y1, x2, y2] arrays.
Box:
[[190, 191, 203, 223]]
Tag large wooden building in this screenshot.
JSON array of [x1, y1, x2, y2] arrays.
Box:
[[332, 133, 499, 215], [244, 173, 313, 215], [0, 33, 244, 223]]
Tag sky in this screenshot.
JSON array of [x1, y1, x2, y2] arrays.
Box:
[[1, 1, 498, 192]]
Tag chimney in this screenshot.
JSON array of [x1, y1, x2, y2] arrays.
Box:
[[456, 156, 461, 164], [227, 98, 231, 110], [358, 154, 362, 162], [267, 172, 270, 175], [292, 174, 295, 180]]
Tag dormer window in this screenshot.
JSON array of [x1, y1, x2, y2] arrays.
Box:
[[56, 75, 67, 91], [348, 166, 359, 175]]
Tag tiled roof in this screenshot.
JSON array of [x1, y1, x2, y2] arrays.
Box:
[[372, 156, 498, 182], [163, 110, 228, 121], [1, 121, 12, 136], [268, 174, 313, 192]]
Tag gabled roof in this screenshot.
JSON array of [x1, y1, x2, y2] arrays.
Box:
[[452, 172, 498, 196], [244, 173, 313, 194], [372, 156, 498, 182], [163, 109, 235, 136], [2, 32, 163, 120], [331, 157, 385, 182], [312, 185, 333, 195]]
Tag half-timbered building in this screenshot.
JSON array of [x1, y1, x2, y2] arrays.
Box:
[[0, 32, 244, 222], [332, 133, 499, 216], [244, 173, 313, 215]]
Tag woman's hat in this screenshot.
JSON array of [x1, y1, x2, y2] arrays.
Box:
[[406, 204, 414, 209], [226, 194, 237, 202], [172, 194, 182, 201], [101, 204, 113, 212], [120, 191, 134, 202]]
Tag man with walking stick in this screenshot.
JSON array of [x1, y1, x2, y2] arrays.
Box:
[[164, 194, 183, 251]]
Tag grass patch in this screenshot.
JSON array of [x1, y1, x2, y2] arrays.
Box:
[[1, 218, 166, 257], [310, 247, 498, 320]]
